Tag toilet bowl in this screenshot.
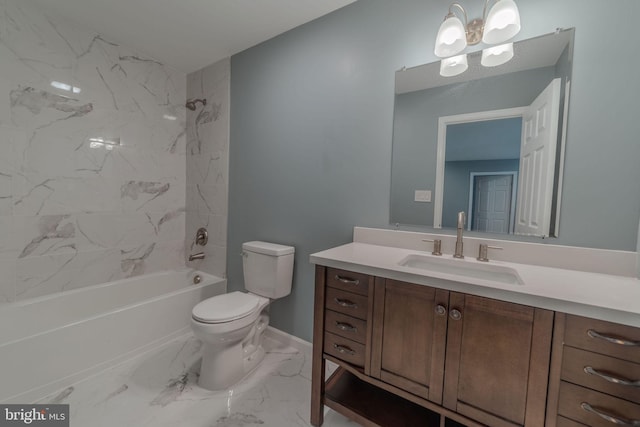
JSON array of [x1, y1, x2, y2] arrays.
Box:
[[191, 291, 270, 390], [191, 241, 294, 390]]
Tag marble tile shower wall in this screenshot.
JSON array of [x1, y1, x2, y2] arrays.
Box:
[[185, 59, 230, 278], [0, 0, 187, 303]]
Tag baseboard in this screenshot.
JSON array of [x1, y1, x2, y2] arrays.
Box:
[[264, 326, 312, 354]]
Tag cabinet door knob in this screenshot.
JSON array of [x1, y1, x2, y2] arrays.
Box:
[[435, 305, 447, 316], [449, 309, 462, 321]]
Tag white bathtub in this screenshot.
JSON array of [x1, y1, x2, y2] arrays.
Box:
[[0, 269, 225, 403]]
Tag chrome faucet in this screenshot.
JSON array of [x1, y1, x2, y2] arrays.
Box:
[[189, 252, 205, 261], [454, 211, 465, 259]]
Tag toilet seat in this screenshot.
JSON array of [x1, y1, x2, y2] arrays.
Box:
[[192, 291, 261, 324]]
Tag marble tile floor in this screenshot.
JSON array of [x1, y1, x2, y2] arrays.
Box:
[[38, 332, 357, 427]]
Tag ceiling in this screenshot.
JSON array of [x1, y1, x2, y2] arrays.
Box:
[[30, 0, 356, 74]]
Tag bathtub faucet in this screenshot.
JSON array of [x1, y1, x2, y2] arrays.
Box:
[[189, 252, 205, 261]]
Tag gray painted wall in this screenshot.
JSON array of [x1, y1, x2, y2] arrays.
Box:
[[637, 215, 640, 279], [229, 0, 640, 341], [446, 118, 522, 161]]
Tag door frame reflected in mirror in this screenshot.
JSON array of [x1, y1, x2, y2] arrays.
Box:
[[434, 106, 527, 230], [435, 77, 562, 237]]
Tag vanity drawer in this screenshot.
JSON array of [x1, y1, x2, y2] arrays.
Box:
[[556, 416, 587, 427], [325, 287, 369, 320], [564, 315, 640, 363], [324, 310, 367, 344], [558, 381, 640, 427], [326, 268, 370, 296], [324, 332, 366, 367], [561, 346, 640, 404]]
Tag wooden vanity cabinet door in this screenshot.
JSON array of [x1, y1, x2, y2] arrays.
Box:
[[370, 278, 449, 404], [443, 292, 554, 427]]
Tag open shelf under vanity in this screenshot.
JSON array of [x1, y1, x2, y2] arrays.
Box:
[[325, 367, 440, 427], [325, 366, 476, 427]]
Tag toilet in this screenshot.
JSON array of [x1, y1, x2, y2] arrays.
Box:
[[191, 241, 294, 390]]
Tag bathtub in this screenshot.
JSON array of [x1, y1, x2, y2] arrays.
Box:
[[0, 269, 225, 403]]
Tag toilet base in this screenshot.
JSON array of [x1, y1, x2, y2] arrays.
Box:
[[197, 313, 269, 391], [244, 345, 265, 376]]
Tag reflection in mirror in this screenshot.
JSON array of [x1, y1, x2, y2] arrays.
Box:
[[390, 28, 574, 238], [442, 116, 521, 234]]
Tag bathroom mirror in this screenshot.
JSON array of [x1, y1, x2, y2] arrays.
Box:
[[390, 28, 574, 238]]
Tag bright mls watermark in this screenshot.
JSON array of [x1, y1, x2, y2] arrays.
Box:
[[1, 405, 69, 426]]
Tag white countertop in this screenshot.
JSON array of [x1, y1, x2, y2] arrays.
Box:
[[310, 242, 640, 328]]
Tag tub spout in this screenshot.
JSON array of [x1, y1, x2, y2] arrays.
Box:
[[189, 252, 205, 261]]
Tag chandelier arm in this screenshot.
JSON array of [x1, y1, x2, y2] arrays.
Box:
[[481, 0, 494, 22], [448, 3, 469, 28]]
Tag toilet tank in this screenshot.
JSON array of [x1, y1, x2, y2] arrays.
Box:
[[242, 241, 294, 299]]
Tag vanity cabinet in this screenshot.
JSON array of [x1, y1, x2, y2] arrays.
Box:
[[547, 314, 640, 427], [442, 292, 553, 427], [311, 266, 554, 427], [370, 279, 448, 404], [321, 267, 373, 370]]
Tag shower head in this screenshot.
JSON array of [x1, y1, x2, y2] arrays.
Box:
[[185, 98, 207, 111]]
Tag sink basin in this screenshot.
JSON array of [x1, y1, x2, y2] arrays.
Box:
[[398, 254, 524, 285]]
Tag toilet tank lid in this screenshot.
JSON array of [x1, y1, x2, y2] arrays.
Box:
[[243, 241, 294, 256]]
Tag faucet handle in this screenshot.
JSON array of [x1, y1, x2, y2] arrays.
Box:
[[422, 239, 442, 256], [477, 244, 503, 262], [195, 228, 208, 246]]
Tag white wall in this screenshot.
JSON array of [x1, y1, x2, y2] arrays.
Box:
[[184, 59, 230, 277], [0, 0, 187, 302]]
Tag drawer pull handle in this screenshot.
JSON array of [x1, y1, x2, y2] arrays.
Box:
[[333, 343, 356, 356], [435, 304, 447, 316], [334, 298, 358, 309], [335, 321, 357, 333], [335, 275, 360, 286], [584, 366, 640, 388], [587, 329, 640, 347], [580, 402, 640, 426]]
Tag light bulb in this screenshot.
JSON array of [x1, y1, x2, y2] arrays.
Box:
[[481, 43, 514, 67], [434, 15, 467, 58], [440, 54, 468, 77], [482, 0, 521, 44]]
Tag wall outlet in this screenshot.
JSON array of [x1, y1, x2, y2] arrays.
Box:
[[414, 190, 432, 203]]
